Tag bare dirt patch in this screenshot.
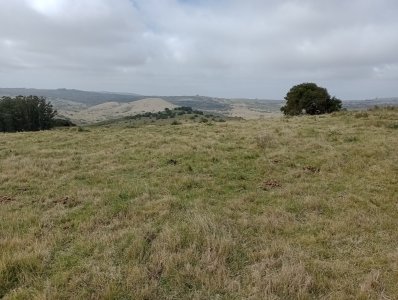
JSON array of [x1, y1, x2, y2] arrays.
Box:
[[262, 179, 282, 190]]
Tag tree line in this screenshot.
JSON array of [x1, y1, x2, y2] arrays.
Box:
[[0, 95, 57, 132]]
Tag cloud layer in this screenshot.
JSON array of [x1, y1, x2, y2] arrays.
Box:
[[1, 0, 397, 99]]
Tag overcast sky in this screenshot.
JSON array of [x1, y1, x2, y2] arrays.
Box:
[[0, 0, 397, 99]]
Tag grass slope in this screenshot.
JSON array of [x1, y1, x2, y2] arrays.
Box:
[[1, 108, 398, 299]]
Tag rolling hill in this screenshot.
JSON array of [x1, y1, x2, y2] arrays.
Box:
[[60, 98, 177, 124], [1, 88, 397, 124]]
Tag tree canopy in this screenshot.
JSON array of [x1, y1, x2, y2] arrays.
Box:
[[0, 95, 57, 132], [281, 83, 342, 116]]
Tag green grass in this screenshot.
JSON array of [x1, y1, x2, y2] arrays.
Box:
[[1, 108, 398, 299]]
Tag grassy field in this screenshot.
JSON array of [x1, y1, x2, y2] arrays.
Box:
[[1, 108, 398, 299]]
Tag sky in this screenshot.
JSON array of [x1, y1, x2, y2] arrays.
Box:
[[0, 0, 397, 99]]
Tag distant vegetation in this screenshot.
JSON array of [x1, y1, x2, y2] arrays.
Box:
[[281, 83, 342, 116], [127, 106, 205, 120], [0, 96, 57, 132], [98, 106, 230, 127]]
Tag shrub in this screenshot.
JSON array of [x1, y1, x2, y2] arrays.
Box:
[[281, 83, 342, 116], [53, 118, 76, 127]]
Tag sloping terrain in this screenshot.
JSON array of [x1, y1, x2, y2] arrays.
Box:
[[60, 98, 177, 123], [1, 107, 397, 299], [226, 99, 283, 119]]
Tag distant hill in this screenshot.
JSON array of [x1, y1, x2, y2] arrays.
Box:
[[163, 96, 231, 111], [1, 88, 397, 123], [0, 88, 233, 111], [0, 88, 144, 106], [62, 98, 177, 124], [343, 98, 398, 110]]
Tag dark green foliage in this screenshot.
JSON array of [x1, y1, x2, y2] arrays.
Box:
[[125, 107, 211, 121], [0, 96, 57, 132], [281, 83, 342, 116], [53, 118, 76, 127]]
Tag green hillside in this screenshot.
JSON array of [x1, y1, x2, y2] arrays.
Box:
[[1, 107, 397, 299]]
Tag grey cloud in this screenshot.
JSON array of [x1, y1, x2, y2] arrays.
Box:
[[0, 0, 397, 99]]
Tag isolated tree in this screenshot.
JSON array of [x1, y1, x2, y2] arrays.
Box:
[[281, 83, 342, 116], [0, 95, 57, 132]]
